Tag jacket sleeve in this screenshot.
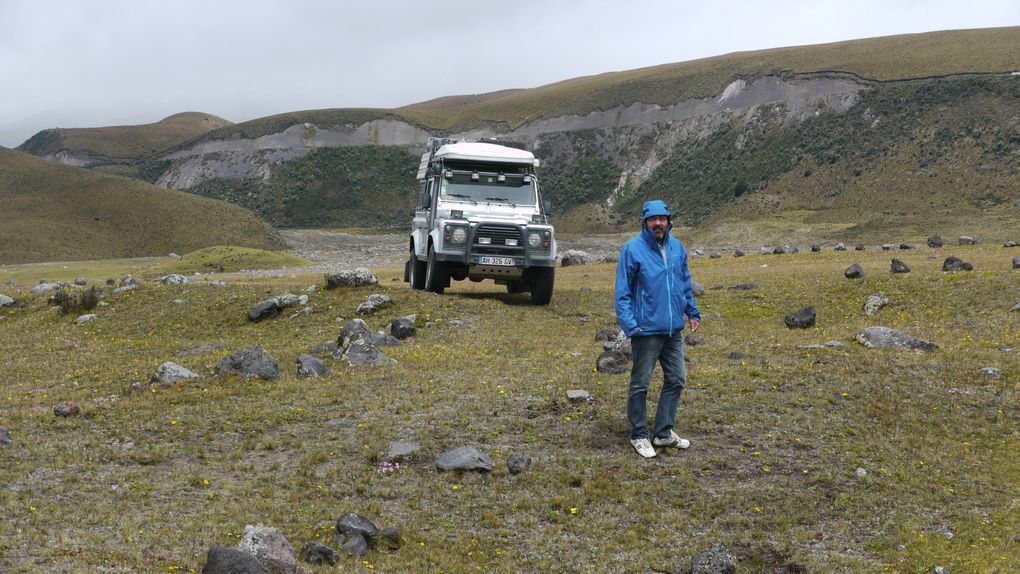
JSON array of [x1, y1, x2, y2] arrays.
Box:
[[680, 253, 701, 322], [614, 244, 640, 336]]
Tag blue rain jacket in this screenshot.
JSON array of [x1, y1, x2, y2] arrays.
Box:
[[614, 200, 700, 337]]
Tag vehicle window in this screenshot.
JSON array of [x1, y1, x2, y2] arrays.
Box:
[[439, 173, 537, 206]]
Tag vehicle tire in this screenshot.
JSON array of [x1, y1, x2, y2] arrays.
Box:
[[409, 248, 426, 290], [424, 245, 446, 294], [506, 280, 524, 294], [529, 267, 554, 305]]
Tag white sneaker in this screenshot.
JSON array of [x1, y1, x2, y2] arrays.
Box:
[[631, 438, 657, 458], [652, 430, 691, 449]]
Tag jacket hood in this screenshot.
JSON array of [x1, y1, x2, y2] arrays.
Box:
[[640, 199, 672, 243]]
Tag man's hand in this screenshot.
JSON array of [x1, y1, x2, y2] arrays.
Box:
[[689, 318, 700, 333]]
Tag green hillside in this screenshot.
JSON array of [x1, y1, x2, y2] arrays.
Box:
[[16, 112, 232, 161], [0, 148, 286, 264]]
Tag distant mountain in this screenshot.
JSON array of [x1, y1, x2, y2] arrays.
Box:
[[16, 112, 232, 166], [0, 148, 285, 264], [17, 27, 1020, 242]]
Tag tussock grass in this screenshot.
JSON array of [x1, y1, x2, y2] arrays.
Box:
[[0, 244, 1017, 572], [0, 148, 286, 264]]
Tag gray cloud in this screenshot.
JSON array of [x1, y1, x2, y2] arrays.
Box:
[[1, 0, 1018, 147]]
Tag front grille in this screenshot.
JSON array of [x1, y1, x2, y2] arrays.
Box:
[[472, 224, 524, 255]]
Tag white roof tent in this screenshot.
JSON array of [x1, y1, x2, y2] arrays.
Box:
[[418, 140, 539, 180]]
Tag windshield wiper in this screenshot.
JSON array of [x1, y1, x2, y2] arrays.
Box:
[[447, 193, 477, 205], [485, 196, 516, 207]]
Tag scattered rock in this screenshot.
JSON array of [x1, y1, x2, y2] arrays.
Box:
[[855, 244, 866, 251], [390, 316, 416, 340], [237, 524, 297, 574], [899, 243, 916, 250], [834, 242, 846, 251], [210, 280, 228, 287], [691, 280, 705, 296], [733, 249, 745, 257], [560, 249, 595, 266], [0, 428, 10, 447], [151, 361, 200, 385], [0, 294, 13, 307], [728, 351, 746, 360], [119, 276, 139, 288], [299, 541, 337, 566], [709, 252, 721, 259], [325, 268, 378, 288], [942, 257, 973, 271], [773, 245, 796, 254], [595, 327, 625, 342], [507, 452, 532, 475], [202, 545, 270, 574], [932, 567, 950, 574], [855, 326, 936, 351], [882, 244, 894, 251], [215, 347, 281, 380], [436, 446, 494, 472], [684, 334, 704, 346], [855, 467, 867, 478], [825, 340, 850, 349], [566, 389, 591, 403], [690, 543, 737, 574], [31, 282, 62, 294], [958, 236, 979, 245], [596, 350, 629, 374], [927, 235, 944, 248], [980, 367, 1001, 380], [296, 355, 328, 378], [74, 314, 97, 325], [54, 401, 80, 417], [339, 533, 368, 557], [863, 293, 888, 316], [380, 527, 401, 550], [844, 263, 864, 279], [1012, 255, 1020, 269], [160, 274, 191, 285], [356, 293, 391, 315], [333, 319, 393, 366], [385, 440, 421, 462], [336, 513, 381, 540], [1005, 241, 1019, 247], [811, 245, 821, 252], [1011, 302, 1020, 312], [729, 283, 756, 290], [890, 259, 911, 273], [784, 307, 816, 329]]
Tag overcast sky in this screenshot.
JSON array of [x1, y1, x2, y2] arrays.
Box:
[[1, 0, 1018, 148]]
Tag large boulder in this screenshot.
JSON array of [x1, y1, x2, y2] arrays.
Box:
[[927, 235, 944, 248], [844, 263, 864, 279], [332, 319, 392, 366], [890, 259, 911, 274], [0, 294, 14, 307], [215, 347, 280, 380], [236, 524, 297, 574], [325, 268, 378, 288], [436, 446, 494, 471], [855, 326, 936, 351], [784, 307, 816, 329], [336, 514, 381, 539], [202, 546, 269, 574], [151, 361, 200, 385], [942, 257, 973, 271], [390, 316, 416, 340]]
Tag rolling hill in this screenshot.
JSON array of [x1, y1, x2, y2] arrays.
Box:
[[0, 147, 285, 264]]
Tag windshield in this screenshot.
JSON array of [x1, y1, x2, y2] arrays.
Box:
[[439, 172, 537, 206]]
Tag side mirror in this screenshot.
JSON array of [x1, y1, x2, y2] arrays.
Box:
[[543, 200, 552, 215]]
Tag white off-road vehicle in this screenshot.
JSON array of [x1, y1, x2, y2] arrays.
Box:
[[405, 138, 557, 304]]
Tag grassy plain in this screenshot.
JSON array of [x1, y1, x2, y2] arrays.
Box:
[[0, 244, 1017, 572]]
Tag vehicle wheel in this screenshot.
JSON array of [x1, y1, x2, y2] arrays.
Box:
[[506, 280, 524, 294], [409, 248, 426, 290], [529, 267, 554, 305], [424, 245, 446, 294]]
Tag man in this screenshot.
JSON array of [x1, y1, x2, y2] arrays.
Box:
[[614, 199, 701, 458]]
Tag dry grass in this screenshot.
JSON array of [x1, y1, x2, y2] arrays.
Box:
[[0, 243, 1017, 572]]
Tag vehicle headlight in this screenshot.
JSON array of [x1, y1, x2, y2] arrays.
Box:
[[444, 224, 468, 245], [528, 232, 542, 248]]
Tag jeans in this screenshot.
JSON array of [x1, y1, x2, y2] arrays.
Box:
[[627, 331, 687, 440]]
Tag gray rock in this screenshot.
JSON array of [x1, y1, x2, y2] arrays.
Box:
[[709, 252, 721, 259], [900, 243, 916, 250], [296, 355, 328, 378], [333, 319, 392, 366], [596, 350, 629, 375], [855, 244, 866, 251], [560, 249, 595, 266], [119, 275, 139, 288], [436, 446, 494, 471], [385, 440, 421, 461], [733, 249, 745, 257], [855, 326, 937, 351], [1011, 302, 1020, 312], [237, 524, 297, 574], [845, 263, 864, 279], [942, 256, 973, 271], [74, 313, 97, 325], [160, 274, 191, 285], [980, 367, 1001, 380], [958, 236, 979, 245], [811, 245, 821, 252], [0, 428, 10, 447], [882, 244, 894, 251], [690, 543, 737, 574], [380, 527, 401, 549], [855, 467, 868, 478], [566, 389, 591, 403], [30, 282, 62, 294], [390, 316, 416, 339], [784, 307, 816, 329], [834, 242, 846, 251], [507, 452, 532, 475], [112, 284, 138, 295], [684, 334, 705, 346], [151, 361, 200, 385], [73, 277, 87, 285], [202, 545, 270, 574], [863, 293, 888, 316], [927, 235, 944, 248], [356, 293, 391, 315], [336, 514, 381, 539], [54, 401, 79, 417], [215, 347, 280, 380], [0, 294, 13, 307], [1005, 241, 1019, 247], [729, 282, 756, 290], [325, 268, 378, 288], [825, 340, 850, 349], [931, 567, 950, 574], [728, 351, 746, 360], [890, 258, 911, 273], [339, 533, 368, 557], [299, 541, 337, 566], [596, 328, 625, 342], [210, 280, 228, 287], [773, 245, 795, 254], [691, 280, 705, 296], [1013, 255, 1020, 269]]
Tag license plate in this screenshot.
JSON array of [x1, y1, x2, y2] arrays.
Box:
[[479, 256, 516, 266]]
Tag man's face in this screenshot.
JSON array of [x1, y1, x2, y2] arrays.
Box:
[[645, 215, 669, 241]]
